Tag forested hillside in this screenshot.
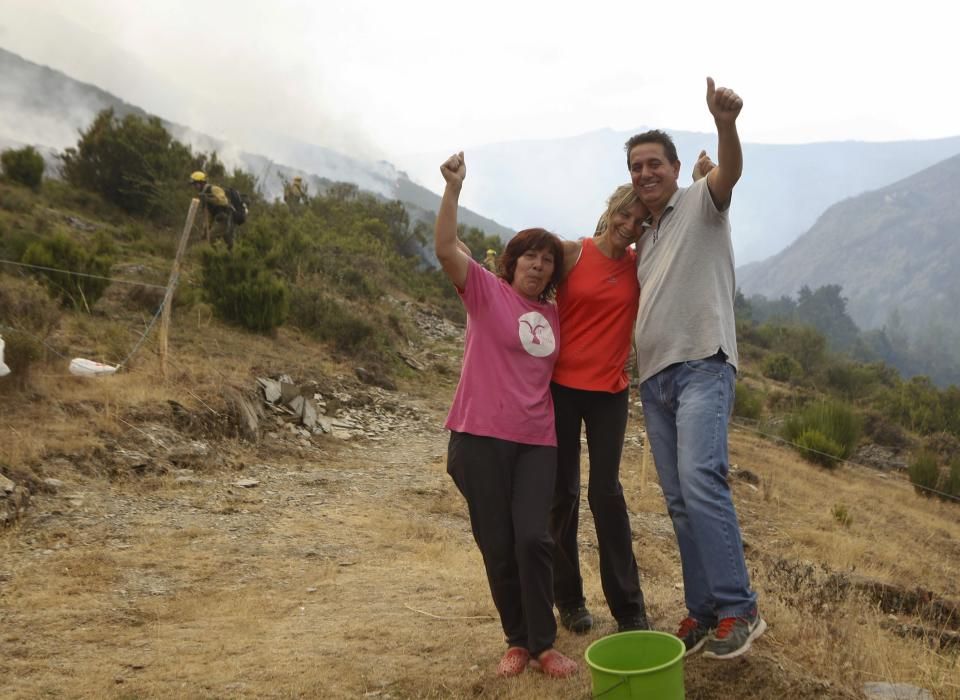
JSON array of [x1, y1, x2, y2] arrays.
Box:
[[738, 154, 960, 386]]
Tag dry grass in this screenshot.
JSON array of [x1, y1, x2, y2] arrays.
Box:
[[2, 317, 959, 699]]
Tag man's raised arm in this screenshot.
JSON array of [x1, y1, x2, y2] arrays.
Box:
[[704, 76, 743, 211]]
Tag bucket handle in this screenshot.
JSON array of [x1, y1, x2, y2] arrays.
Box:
[[594, 676, 629, 698]]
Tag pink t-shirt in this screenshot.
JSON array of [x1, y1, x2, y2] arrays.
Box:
[[444, 258, 560, 446]]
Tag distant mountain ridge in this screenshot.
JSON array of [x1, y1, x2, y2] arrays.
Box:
[[397, 128, 960, 265], [0, 47, 514, 241], [737, 154, 960, 334]]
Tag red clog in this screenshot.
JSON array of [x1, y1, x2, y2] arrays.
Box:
[[496, 646, 531, 677], [530, 648, 578, 678]]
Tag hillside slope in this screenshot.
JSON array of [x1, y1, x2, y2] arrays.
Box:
[[2, 309, 957, 699], [0, 47, 514, 242], [737, 154, 960, 334]]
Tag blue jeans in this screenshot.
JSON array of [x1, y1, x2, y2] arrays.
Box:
[[639, 354, 756, 623]]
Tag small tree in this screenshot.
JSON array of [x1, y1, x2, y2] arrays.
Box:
[[60, 109, 195, 220], [1, 146, 45, 190]]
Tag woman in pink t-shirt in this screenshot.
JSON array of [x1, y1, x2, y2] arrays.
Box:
[[435, 152, 578, 679]]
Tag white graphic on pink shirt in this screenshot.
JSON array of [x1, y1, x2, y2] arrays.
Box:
[[518, 311, 556, 357]]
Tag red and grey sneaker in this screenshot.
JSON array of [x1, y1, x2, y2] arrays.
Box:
[[676, 616, 714, 656], [702, 608, 767, 660]]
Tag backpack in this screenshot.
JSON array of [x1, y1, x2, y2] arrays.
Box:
[[226, 187, 249, 225]]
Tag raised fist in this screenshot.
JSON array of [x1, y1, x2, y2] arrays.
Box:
[[440, 151, 466, 188]]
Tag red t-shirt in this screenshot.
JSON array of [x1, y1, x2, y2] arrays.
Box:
[[553, 238, 640, 392]]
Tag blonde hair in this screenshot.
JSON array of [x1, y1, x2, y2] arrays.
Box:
[[594, 184, 640, 237]]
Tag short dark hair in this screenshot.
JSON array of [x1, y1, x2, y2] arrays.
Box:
[[500, 228, 565, 302], [625, 129, 678, 167]]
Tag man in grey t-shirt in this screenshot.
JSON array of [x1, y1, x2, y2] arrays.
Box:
[[627, 77, 765, 660]]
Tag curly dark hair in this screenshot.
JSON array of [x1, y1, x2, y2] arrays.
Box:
[[497, 228, 565, 302]]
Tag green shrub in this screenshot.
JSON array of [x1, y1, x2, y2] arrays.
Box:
[[752, 323, 827, 374], [733, 381, 763, 420], [290, 286, 378, 353], [794, 429, 844, 469], [0, 223, 37, 261], [831, 503, 852, 527], [825, 362, 881, 400], [861, 410, 910, 449], [1, 146, 45, 190], [20, 232, 115, 310], [0, 274, 60, 334], [944, 458, 960, 500], [908, 451, 941, 497], [200, 245, 289, 333], [41, 179, 119, 221], [0, 329, 43, 392], [763, 352, 802, 382], [874, 376, 946, 436], [783, 400, 861, 468], [0, 185, 34, 213], [0, 274, 61, 390]]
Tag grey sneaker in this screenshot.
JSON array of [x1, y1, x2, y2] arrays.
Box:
[[676, 616, 714, 656], [702, 609, 767, 660], [559, 606, 593, 634]]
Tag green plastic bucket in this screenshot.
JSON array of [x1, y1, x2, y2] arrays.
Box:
[[584, 630, 685, 699]]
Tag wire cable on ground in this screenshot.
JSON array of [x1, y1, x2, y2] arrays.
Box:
[[116, 301, 165, 369]]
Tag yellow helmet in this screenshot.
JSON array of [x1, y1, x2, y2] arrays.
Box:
[[486, 249, 497, 256], [190, 171, 207, 183]]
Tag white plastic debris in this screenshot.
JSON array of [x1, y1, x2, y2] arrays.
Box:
[[0, 335, 10, 377], [69, 358, 118, 377]]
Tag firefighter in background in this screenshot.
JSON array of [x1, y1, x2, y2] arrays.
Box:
[[483, 248, 498, 272], [283, 175, 309, 210], [190, 171, 236, 248]]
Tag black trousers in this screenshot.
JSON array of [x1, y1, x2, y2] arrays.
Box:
[[549, 383, 646, 621], [447, 431, 557, 656]]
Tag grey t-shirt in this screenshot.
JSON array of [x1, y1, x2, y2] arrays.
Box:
[[634, 178, 738, 384]]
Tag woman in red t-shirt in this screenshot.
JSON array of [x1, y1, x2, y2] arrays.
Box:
[[550, 184, 649, 635], [551, 155, 714, 635]]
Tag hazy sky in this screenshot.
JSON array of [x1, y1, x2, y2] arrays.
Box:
[[3, 0, 959, 164]]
